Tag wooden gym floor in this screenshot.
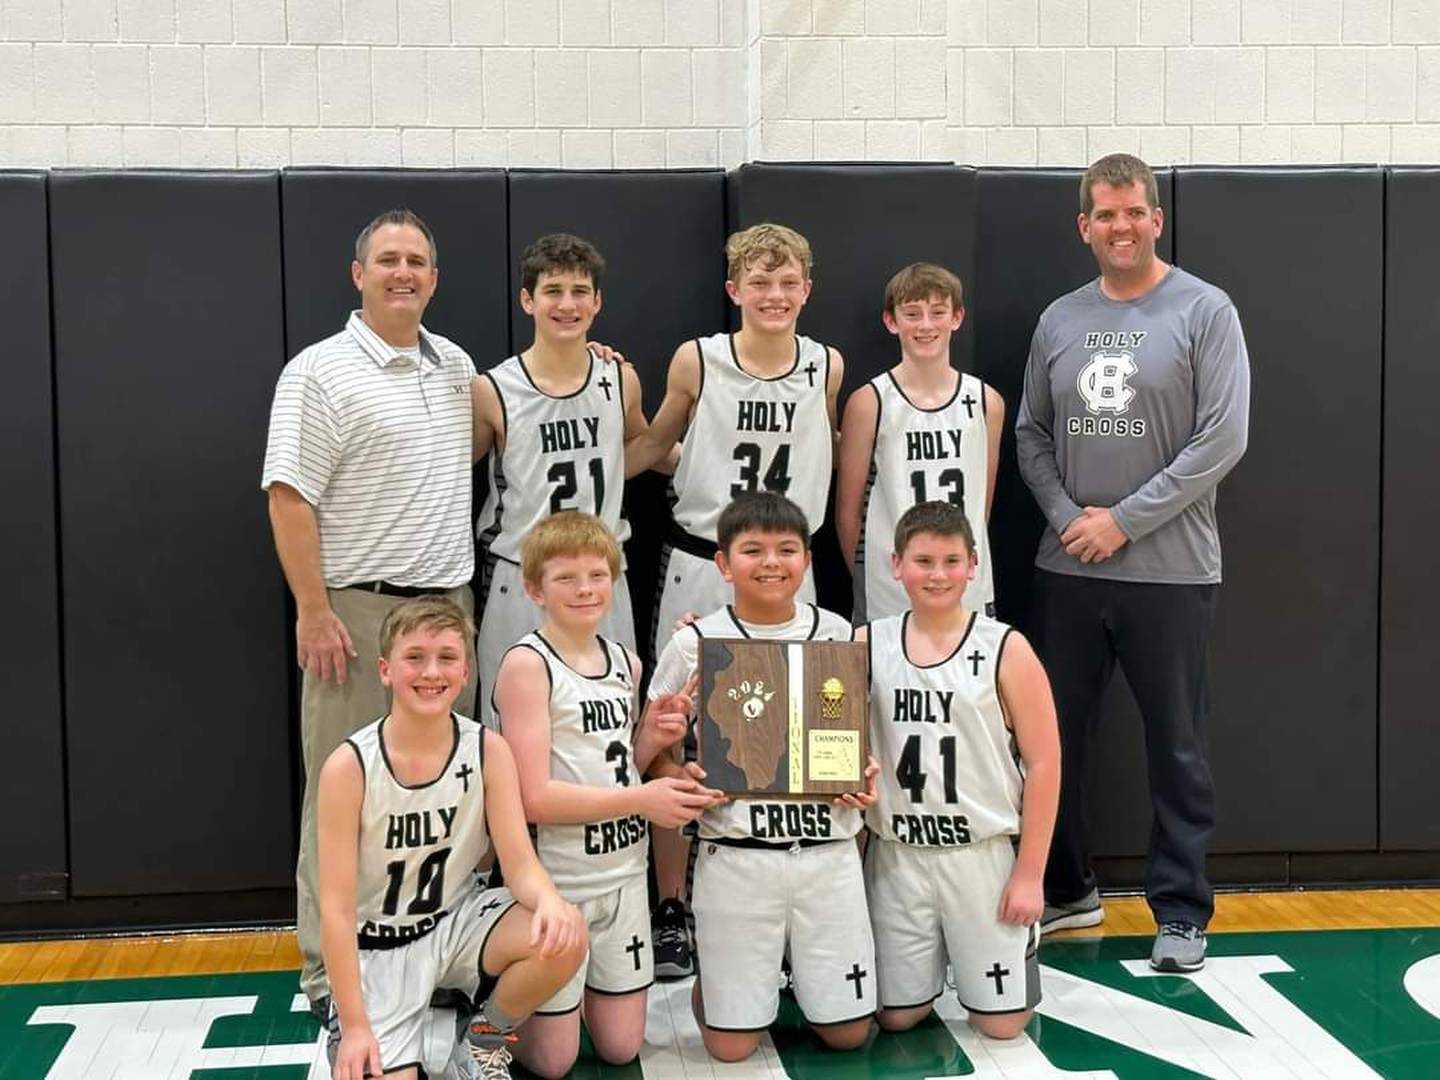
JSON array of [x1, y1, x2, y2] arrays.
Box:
[[3, 888, 1439, 1078]]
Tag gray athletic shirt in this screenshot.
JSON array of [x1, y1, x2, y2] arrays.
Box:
[[1015, 267, 1250, 584]]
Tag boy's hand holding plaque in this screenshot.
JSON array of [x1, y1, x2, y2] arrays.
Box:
[[697, 639, 869, 798]]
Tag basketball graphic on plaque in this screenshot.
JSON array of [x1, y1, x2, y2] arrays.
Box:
[[698, 639, 869, 798]]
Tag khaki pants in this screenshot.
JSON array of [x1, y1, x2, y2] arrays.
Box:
[[295, 584, 478, 1003]]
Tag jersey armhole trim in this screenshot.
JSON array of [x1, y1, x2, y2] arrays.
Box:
[[345, 738, 365, 783], [692, 338, 705, 405], [482, 369, 508, 453], [491, 642, 553, 730], [995, 625, 1015, 730]]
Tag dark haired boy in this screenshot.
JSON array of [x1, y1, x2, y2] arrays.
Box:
[[639, 492, 878, 1064], [473, 233, 647, 728], [836, 261, 1002, 622], [857, 501, 1058, 1040]]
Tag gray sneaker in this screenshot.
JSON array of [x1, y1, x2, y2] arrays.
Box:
[[1040, 888, 1104, 935], [1150, 921, 1207, 972], [465, 1015, 517, 1080]]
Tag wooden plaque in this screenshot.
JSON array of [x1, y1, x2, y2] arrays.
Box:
[[698, 639, 869, 798]]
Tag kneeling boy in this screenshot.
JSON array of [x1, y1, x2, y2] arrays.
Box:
[[493, 512, 719, 1077], [858, 502, 1059, 1039], [317, 597, 587, 1080], [640, 492, 879, 1063]]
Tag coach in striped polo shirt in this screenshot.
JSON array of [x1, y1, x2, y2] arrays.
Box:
[[261, 208, 479, 1014]]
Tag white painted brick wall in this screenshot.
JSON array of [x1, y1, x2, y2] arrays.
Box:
[[1, 0, 1438, 169]]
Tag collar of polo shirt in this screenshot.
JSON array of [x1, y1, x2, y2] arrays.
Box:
[[346, 310, 442, 369]]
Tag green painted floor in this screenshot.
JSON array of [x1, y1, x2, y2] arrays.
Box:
[[4, 928, 1440, 1078]]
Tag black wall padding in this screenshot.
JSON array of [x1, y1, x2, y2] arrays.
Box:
[[973, 169, 1173, 860], [1380, 168, 1440, 850], [727, 163, 980, 613], [506, 170, 729, 653], [280, 168, 511, 365], [0, 172, 67, 903], [1175, 168, 1382, 852], [50, 171, 295, 895]]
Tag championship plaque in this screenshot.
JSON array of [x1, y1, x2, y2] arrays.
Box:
[[698, 639, 869, 798]]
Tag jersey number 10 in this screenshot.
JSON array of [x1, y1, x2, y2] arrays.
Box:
[[381, 848, 452, 917]]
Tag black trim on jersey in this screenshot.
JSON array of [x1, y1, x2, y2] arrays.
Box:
[[586, 977, 654, 997], [723, 604, 749, 638], [807, 1008, 878, 1027], [884, 368, 965, 414], [726, 331, 800, 381], [477, 368, 510, 554], [534, 630, 615, 681], [898, 609, 977, 670], [692, 338, 705, 404], [650, 544, 675, 658], [880, 991, 943, 1011], [377, 713, 462, 790], [703, 1021, 775, 1033], [706, 834, 843, 850], [995, 625, 1015, 731], [717, 602, 821, 640], [533, 1002, 582, 1017], [515, 351, 595, 399], [345, 738, 366, 782], [862, 623, 873, 689], [490, 641, 553, 731], [358, 909, 448, 950], [472, 892, 521, 993], [668, 525, 720, 561]]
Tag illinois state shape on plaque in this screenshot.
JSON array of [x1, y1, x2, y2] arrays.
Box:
[[698, 639, 869, 798]]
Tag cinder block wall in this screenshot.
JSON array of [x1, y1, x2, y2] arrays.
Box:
[[1, 0, 1437, 167]]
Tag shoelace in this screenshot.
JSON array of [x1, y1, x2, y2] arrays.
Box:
[[655, 921, 687, 948], [469, 1041, 513, 1079], [1159, 921, 1200, 940]]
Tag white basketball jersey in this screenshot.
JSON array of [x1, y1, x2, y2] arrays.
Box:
[[671, 332, 833, 541], [860, 372, 994, 619], [866, 613, 1021, 846], [348, 714, 492, 947], [478, 354, 630, 563], [689, 604, 863, 843], [505, 632, 645, 902]]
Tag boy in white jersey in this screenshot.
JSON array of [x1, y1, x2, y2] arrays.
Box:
[[493, 512, 722, 1077], [473, 234, 648, 728], [858, 502, 1059, 1040], [837, 263, 1004, 622], [626, 223, 844, 975], [640, 493, 879, 1063], [317, 597, 587, 1080]]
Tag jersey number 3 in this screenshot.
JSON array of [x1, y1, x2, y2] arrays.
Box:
[[731, 442, 792, 497]]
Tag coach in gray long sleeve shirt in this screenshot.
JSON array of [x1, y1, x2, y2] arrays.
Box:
[[1015, 153, 1249, 974]]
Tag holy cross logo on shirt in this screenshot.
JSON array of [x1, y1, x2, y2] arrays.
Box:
[[1077, 351, 1137, 414]]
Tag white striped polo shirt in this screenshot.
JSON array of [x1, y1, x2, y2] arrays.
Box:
[[261, 311, 477, 589]]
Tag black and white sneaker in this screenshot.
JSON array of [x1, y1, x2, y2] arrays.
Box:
[[1040, 888, 1104, 935], [652, 897, 695, 980]]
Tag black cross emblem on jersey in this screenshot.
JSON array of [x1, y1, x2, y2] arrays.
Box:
[[802, 360, 818, 387], [454, 762, 474, 792], [626, 934, 646, 971], [479, 896, 505, 917], [986, 961, 1010, 996], [845, 963, 868, 1000], [967, 649, 985, 677], [960, 391, 978, 419], [598, 373, 614, 401]]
